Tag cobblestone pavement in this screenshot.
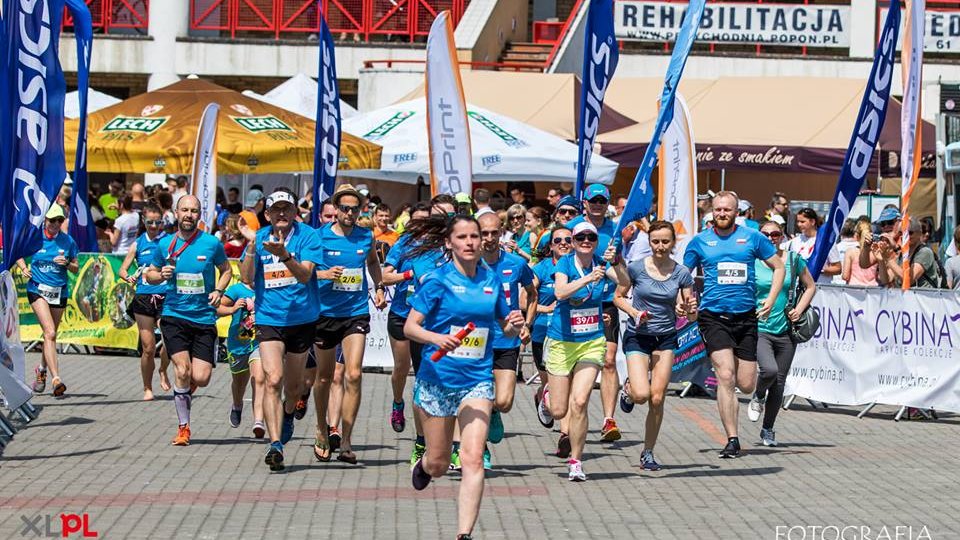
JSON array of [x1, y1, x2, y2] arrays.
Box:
[[0, 352, 957, 539]]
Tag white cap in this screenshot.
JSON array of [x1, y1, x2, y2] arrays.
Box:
[[571, 221, 598, 236], [738, 199, 752, 212], [704, 212, 714, 223], [356, 183, 370, 196], [769, 214, 786, 225], [265, 190, 296, 209]]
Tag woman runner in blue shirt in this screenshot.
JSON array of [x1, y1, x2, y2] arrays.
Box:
[[17, 205, 78, 397], [404, 215, 525, 540]]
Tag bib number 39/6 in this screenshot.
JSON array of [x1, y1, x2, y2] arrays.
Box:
[[37, 284, 62, 304], [448, 326, 489, 360], [333, 268, 363, 292], [570, 308, 600, 334]]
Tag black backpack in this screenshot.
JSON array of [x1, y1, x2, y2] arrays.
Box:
[[910, 244, 947, 289]]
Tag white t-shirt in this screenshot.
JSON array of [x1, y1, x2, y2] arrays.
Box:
[[113, 212, 140, 254], [785, 234, 840, 284], [833, 239, 858, 284]]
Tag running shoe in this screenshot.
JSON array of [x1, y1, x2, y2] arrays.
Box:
[[294, 394, 309, 420], [487, 410, 504, 444], [172, 424, 191, 446], [760, 428, 778, 447], [229, 406, 242, 428], [535, 389, 554, 429], [556, 433, 571, 459], [280, 410, 295, 444], [411, 458, 432, 491], [719, 438, 742, 459], [640, 449, 662, 471], [483, 446, 492, 470], [747, 396, 764, 423], [456, 535, 474, 540], [599, 418, 622, 442], [567, 459, 586, 482], [51, 377, 66, 398], [619, 387, 635, 414], [252, 420, 266, 439], [391, 400, 406, 433], [264, 442, 285, 472], [449, 447, 462, 470], [409, 441, 426, 469], [32, 367, 46, 394], [328, 426, 341, 451]]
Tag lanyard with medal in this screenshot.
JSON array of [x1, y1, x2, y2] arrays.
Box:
[[167, 230, 200, 269]]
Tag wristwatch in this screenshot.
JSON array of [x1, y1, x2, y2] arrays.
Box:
[[279, 255, 292, 263]]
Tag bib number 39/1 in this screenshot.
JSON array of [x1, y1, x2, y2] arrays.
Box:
[[448, 326, 489, 360], [333, 268, 363, 292], [37, 284, 62, 304], [177, 272, 205, 295], [717, 262, 748, 285], [570, 308, 600, 334]]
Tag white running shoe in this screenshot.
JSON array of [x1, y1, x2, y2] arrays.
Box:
[[747, 396, 764, 423], [567, 459, 586, 482]]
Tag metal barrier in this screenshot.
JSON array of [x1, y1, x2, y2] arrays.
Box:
[[189, 0, 469, 41], [62, 0, 150, 33]]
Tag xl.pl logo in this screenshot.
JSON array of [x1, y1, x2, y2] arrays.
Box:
[[19, 513, 98, 537]]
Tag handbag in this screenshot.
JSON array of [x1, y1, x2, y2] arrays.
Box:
[[787, 251, 820, 343]]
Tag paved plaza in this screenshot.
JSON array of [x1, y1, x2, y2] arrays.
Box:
[[0, 352, 957, 539]]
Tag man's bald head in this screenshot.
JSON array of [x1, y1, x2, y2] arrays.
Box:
[[177, 194, 200, 211], [477, 212, 502, 230], [478, 212, 503, 254]]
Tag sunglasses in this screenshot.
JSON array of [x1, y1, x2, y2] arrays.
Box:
[[480, 230, 500, 238], [144, 219, 163, 226], [587, 198, 608, 205], [761, 231, 783, 239], [48, 218, 65, 224], [338, 204, 360, 214], [552, 237, 573, 245], [510, 215, 525, 220], [573, 233, 598, 242], [557, 208, 579, 216], [879, 220, 896, 227]]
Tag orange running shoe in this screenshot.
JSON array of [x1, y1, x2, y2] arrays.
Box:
[[599, 417, 622, 442], [172, 424, 191, 446]]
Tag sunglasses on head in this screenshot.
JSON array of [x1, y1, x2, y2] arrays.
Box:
[[144, 219, 163, 226], [552, 237, 573, 245], [338, 204, 360, 214], [573, 233, 598, 242]]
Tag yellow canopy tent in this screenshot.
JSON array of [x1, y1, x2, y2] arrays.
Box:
[[64, 78, 381, 174]]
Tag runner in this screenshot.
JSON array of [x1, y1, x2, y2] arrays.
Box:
[[545, 221, 626, 480], [529, 226, 574, 430], [239, 188, 322, 470], [682, 191, 784, 458], [18, 205, 79, 397], [535, 196, 581, 255], [747, 219, 817, 447], [119, 203, 172, 401], [475, 212, 536, 468], [145, 195, 233, 446], [313, 185, 387, 465], [613, 221, 697, 470], [217, 280, 266, 439], [404, 215, 525, 540], [567, 184, 623, 442]]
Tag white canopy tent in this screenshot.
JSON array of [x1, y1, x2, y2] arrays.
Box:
[[342, 100, 618, 185], [243, 73, 358, 120], [64, 88, 122, 119]]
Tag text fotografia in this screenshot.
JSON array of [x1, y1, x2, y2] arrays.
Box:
[[775, 525, 933, 540]]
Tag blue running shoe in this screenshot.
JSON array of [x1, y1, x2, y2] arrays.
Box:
[[483, 446, 492, 470], [488, 410, 504, 444], [265, 442, 285, 472], [640, 449, 662, 471], [280, 410, 295, 444]]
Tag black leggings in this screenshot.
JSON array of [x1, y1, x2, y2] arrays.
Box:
[[754, 332, 797, 430]]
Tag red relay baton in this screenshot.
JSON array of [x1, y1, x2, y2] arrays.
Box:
[[431, 322, 477, 362]]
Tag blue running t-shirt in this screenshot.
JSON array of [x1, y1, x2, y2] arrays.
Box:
[[547, 253, 606, 343], [151, 231, 227, 325], [410, 262, 511, 388], [683, 225, 777, 314], [485, 250, 533, 350], [250, 222, 322, 327], [27, 232, 79, 301], [386, 236, 445, 319], [531, 257, 559, 344], [316, 223, 375, 318], [566, 215, 616, 302], [134, 232, 167, 295], [224, 282, 257, 357]]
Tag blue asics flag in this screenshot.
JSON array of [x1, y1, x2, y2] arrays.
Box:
[[65, 0, 97, 252], [311, 11, 342, 228], [809, 0, 900, 280], [574, 0, 619, 200], [0, 0, 69, 270], [613, 0, 706, 239]]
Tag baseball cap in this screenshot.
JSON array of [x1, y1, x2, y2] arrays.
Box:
[[355, 183, 370, 196], [244, 189, 264, 208], [876, 207, 901, 223], [703, 212, 714, 223], [46, 204, 66, 220], [768, 214, 786, 226], [555, 195, 582, 212], [239, 210, 261, 232], [738, 199, 753, 213], [584, 184, 610, 202], [265, 190, 296, 209], [571, 221, 598, 237], [454, 192, 472, 204]]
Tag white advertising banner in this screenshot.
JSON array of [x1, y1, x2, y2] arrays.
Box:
[[657, 93, 698, 263], [616, 1, 850, 48], [785, 286, 960, 413], [883, 8, 960, 53], [0, 271, 32, 410]]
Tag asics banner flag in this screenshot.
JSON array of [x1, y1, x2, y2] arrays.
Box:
[[809, 0, 900, 280], [312, 12, 342, 227], [426, 11, 472, 196], [65, 0, 97, 252], [899, 0, 924, 290], [0, 0, 69, 270], [575, 0, 619, 200], [614, 0, 706, 240], [190, 103, 220, 231], [656, 93, 698, 262]]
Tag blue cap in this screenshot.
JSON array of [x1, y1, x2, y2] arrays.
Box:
[[584, 184, 610, 202], [876, 207, 901, 223], [555, 195, 581, 212]]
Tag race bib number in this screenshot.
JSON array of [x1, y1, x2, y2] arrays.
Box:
[[405, 284, 416, 299], [176, 272, 205, 295], [264, 262, 296, 289], [570, 308, 600, 334], [717, 262, 748, 285], [333, 268, 363, 292], [37, 284, 61, 304], [448, 326, 489, 360]]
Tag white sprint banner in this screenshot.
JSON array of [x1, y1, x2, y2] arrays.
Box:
[[190, 103, 220, 231], [785, 286, 960, 413]]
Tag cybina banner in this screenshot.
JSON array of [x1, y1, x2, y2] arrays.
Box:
[[786, 286, 960, 413]]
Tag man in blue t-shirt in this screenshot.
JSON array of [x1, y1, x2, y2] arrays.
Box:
[[238, 188, 323, 470], [313, 184, 388, 465], [683, 191, 784, 459], [146, 195, 233, 447], [566, 184, 624, 443]]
